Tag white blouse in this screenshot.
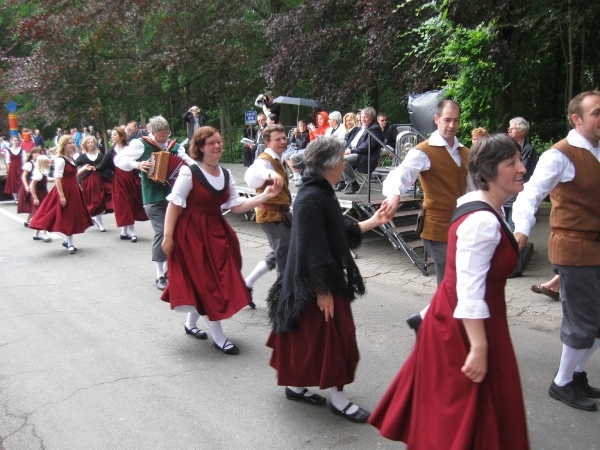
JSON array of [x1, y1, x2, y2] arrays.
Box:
[[32, 168, 45, 182], [167, 163, 245, 210], [53, 157, 75, 179], [453, 192, 507, 319]]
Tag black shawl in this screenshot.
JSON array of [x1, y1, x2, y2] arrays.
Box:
[[267, 176, 366, 334]]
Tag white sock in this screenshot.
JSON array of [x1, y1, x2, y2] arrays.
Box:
[[156, 262, 165, 278], [163, 260, 168, 273], [245, 260, 271, 288], [293, 173, 301, 180], [120, 226, 128, 236], [186, 311, 201, 330], [127, 224, 136, 236], [203, 317, 233, 349], [66, 235, 74, 247], [329, 387, 358, 414], [575, 338, 600, 373], [554, 344, 588, 386], [93, 214, 105, 229], [419, 304, 430, 319]]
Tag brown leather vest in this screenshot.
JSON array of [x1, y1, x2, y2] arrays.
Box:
[[548, 139, 600, 266], [255, 152, 292, 224], [417, 140, 469, 242]]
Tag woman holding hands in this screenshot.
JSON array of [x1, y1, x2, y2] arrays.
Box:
[[369, 134, 530, 449], [161, 126, 281, 355]]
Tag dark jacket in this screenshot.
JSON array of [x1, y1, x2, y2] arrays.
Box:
[[33, 134, 45, 148], [381, 124, 399, 148], [350, 121, 384, 174], [182, 111, 209, 141], [521, 140, 538, 183]]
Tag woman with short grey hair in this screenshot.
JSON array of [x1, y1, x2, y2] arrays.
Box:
[[325, 111, 346, 143], [266, 136, 389, 423]]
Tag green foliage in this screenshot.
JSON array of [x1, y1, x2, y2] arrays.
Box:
[[528, 134, 556, 157]]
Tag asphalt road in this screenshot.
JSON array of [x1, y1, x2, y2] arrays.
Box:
[[0, 201, 598, 450]]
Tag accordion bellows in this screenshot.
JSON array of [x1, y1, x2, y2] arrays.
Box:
[[148, 152, 186, 187]]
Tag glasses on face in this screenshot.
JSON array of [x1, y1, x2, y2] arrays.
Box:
[[205, 140, 224, 147], [507, 127, 519, 133]]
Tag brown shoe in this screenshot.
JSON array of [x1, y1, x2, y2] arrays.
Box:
[[540, 286, 560, 301], [531, 284, 542, 294]]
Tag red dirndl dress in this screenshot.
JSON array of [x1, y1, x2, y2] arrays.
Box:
[[161, 168, 250, 321], [112, 152, 147, 227], [266, 294, 359, 389], [369, 210, 529, 450], [30, 175, 49, 216], [17, 161, 35, 214], [29, 157, 93, 235], [81, 171, 113, 216], [4, 149, 23, 194]]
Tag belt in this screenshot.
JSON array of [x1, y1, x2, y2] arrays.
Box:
[[424, 208, 453, 219], [552, 227, 600, 242], [258, 203, 289, 213]]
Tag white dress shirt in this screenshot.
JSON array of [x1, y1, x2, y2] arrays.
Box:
[[452, 192, 507, 319], [512, 129, 600, 237], [350, 127, 367, 148], [382, 131, 474, 197], [114, 137, 194, 172], [167, 164, 245, 210], [244, 148, 282, 189]]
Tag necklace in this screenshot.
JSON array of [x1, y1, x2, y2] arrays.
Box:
[[203, 160, 219, 169]]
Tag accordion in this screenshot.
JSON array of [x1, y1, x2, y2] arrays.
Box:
[[147, 152, 186, 187]]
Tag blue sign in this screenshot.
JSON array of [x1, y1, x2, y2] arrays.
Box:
[[245, 111, 257, 125]]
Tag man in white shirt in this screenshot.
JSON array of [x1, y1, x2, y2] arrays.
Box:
[[379, 99, 471, 332], [512, 91, 600, 412], [243, 125, 292, 304]]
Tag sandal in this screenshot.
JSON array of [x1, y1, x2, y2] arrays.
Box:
[[531, 284, 542, 294], [540, 286, 560, 301]]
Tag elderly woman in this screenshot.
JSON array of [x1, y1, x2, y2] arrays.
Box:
[[266, 136, 389, 423], [370, 134, 530, 448], [325, 111, 346, 142]]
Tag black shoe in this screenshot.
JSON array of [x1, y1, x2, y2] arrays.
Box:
[[285, 387, 326, 405], [62, 242, 77, 251], [24, 221, 29, 227], [507, 271, 522, 279], [33, 236, 43, 241], [213, 339, 239, 355], [185, 326, 208, 340], [333, 182, 346, 192], [573, 371, 600, 398], [406, 313, 422, 334], [67, 246, 76, 254], [156, 276, 167, 291], [344, 181, 360, 195], [120, 234, 132, 240], [548, 381, 598, 411], [330, 402, 371, 423], [247, 286, 256, 309]]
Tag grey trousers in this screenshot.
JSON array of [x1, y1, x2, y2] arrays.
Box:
[[423, 239, 448, 286], [144, 200, 168, 263], [342, 154, 359, 183], [553, 264, 600, 349], [260, 221, 292, 276]]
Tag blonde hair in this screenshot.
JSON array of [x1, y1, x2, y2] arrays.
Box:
[[343, 112, 359, 133], [80, 135, 97, 153], [36, 155, 52, 174], [471, 127, 489, 138], [56, 135, 73, 156]]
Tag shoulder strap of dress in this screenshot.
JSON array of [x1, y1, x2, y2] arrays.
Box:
[[451, 200, 518, 252], [188, 163, 229, 196]]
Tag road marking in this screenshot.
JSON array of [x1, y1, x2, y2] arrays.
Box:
[[0, 207, 63, 239]]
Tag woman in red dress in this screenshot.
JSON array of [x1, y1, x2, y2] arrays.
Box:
[[161, 126, 281, 355], [4, 136, 26, 202], [369, 134, 530, 449], [18, 147, 41, 225], [266, 137, 389, 423], [29, 135, 94, 254], [96, 128, 147, 242], [76, 135, 113, 232], [29, 155, 53, 242]]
